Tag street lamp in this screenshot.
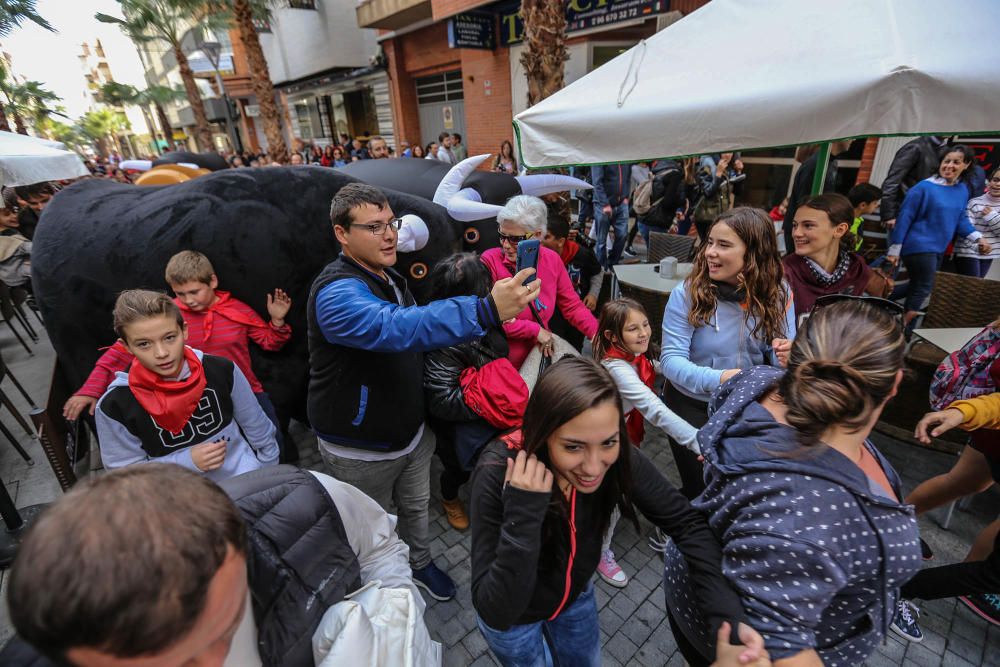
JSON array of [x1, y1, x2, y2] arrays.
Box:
[[199, 40, 241, 153]]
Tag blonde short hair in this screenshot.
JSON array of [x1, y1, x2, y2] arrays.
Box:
[[164, 250, 214, 286]]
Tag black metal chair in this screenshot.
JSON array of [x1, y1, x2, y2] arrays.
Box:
[[0, 352, 36, 465], [0, 283, 32, 355]]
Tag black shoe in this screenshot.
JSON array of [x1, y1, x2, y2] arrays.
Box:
[[920, 537, 934, 561]]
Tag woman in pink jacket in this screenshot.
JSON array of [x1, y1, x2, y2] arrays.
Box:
[[481, 195, 599, 369]]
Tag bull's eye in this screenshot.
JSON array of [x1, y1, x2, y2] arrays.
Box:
[[410, 262, 428, 279], [464, 227, 480, 244]]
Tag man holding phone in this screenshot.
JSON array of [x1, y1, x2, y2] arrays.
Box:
[[308, 183, 540, 602]]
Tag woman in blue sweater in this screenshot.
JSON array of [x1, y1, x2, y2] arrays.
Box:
[[887, 144, 991, 326], [661, 207, 796, 498]]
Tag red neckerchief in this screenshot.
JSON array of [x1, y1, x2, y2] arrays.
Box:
[[604, 346, 655, 446], [559, 240, 580, 266], [501, 429, 523, 451], [175, 290, 263, 341], [128, 346, 207, 434]]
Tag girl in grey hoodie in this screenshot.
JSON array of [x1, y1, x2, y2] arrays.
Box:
[[663, 298, 921, 666]]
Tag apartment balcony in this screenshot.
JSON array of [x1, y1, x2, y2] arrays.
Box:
[[356, 0, 431, 30]]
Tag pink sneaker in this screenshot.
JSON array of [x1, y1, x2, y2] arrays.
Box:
[[598, 549, 628, 587]]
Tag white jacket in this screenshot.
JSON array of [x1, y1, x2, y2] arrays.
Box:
[[601, 358, 700, 453]]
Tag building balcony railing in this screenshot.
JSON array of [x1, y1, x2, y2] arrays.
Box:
[[356, 0, 431, 30]]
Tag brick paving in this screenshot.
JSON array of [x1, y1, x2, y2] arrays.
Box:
[[2, 325, 999, 666]]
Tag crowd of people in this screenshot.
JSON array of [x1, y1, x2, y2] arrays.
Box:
[[1, 135, 999, 667]]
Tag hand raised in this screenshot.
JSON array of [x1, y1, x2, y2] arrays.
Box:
[[267, 288, 292, 323], [504, 450, 553, 494]]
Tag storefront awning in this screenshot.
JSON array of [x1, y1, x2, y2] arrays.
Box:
[[513, 0, 1000, 168]]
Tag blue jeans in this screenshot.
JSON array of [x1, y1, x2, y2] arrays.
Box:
[[477, 583, 601, 667], [595, 202, 629, 269], [637, 221, 653, 248], [901, 252, 943, 312], [955, 256, 994, 278]]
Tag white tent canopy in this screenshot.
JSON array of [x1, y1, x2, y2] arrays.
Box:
[[0, 130, 89, 190], [513, 0, 1000, 168]]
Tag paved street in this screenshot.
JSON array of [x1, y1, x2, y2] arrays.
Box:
[[1, 323, 998, 666]]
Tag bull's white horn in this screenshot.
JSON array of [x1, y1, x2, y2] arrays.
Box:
[[515, 174, 592, 196], [447, 187, 503, 222], [433, 154, 492, 207]]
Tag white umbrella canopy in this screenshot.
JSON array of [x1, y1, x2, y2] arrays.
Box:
[[0, 130, 89, 189], [513, 0, 1000, 168]]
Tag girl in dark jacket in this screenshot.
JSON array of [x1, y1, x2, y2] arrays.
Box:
[[424, 253, 525, 531], [664, 297, 921, 666], [470, 356, 764, 667]]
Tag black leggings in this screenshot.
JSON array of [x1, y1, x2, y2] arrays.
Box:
[[663, 383, 710, 500], [901, 528, 1000, 601]]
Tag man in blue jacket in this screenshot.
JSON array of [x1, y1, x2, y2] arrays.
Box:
[[307, 183, 540, 601], [591, 162, 632, 269]]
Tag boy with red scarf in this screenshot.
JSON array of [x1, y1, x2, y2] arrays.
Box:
[[542, 215, 603, 350], [95, 290, 278, 481], [64, 251, 291, 453]]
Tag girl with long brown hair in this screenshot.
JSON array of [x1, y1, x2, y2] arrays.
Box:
[[661, 206, 795, 498], [469, 356, 764, 667], [664, 298, 920, 666]]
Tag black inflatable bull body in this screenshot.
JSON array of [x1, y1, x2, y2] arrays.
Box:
[[33, 166, 455, 422], [339, 155, 588, 253]]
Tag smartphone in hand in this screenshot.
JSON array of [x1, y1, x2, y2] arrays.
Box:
[[516, 239, 540, 286]]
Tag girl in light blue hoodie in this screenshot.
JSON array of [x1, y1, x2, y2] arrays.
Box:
[[660, 207, 795, 498]]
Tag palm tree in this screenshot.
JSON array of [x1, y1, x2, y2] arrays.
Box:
[[520, 0, 571, 221], [16, 80, 64, 131], [519, 0, 568, 106], [99, 81, 185, 153], [204, 0, 288, 163], [97, 0, 225, 151], [79, 109, 128, 158], [139, 84, 186, 149], [0, 0, 52, 37]]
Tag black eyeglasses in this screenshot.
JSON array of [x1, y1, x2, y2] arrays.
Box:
[[350, 218, 403, 236], [810, 293, 904, 320], [497, 229, 535, 245]]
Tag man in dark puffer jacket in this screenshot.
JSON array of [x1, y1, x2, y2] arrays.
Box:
[[1, 463, 422, 666]]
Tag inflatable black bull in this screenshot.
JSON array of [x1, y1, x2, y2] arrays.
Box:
[[32, 167, 455, 423], [340, 154, 588, 252]]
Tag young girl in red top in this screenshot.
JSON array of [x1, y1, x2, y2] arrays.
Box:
[[592, 298, 699, 587]]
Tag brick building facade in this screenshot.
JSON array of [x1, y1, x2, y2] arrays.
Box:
[[362, 0, 710, 161]]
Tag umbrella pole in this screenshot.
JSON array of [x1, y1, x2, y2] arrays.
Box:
[[810, 142, 831, 195]]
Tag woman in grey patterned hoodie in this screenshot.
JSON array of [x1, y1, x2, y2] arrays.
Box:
[[662, 298, 921, 666]]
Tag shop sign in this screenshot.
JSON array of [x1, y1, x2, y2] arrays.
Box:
[[443, 106, 455, 130], [448, 12, 496, 50], [245, 104, 261, 118], [499, 0, 670, 46]]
